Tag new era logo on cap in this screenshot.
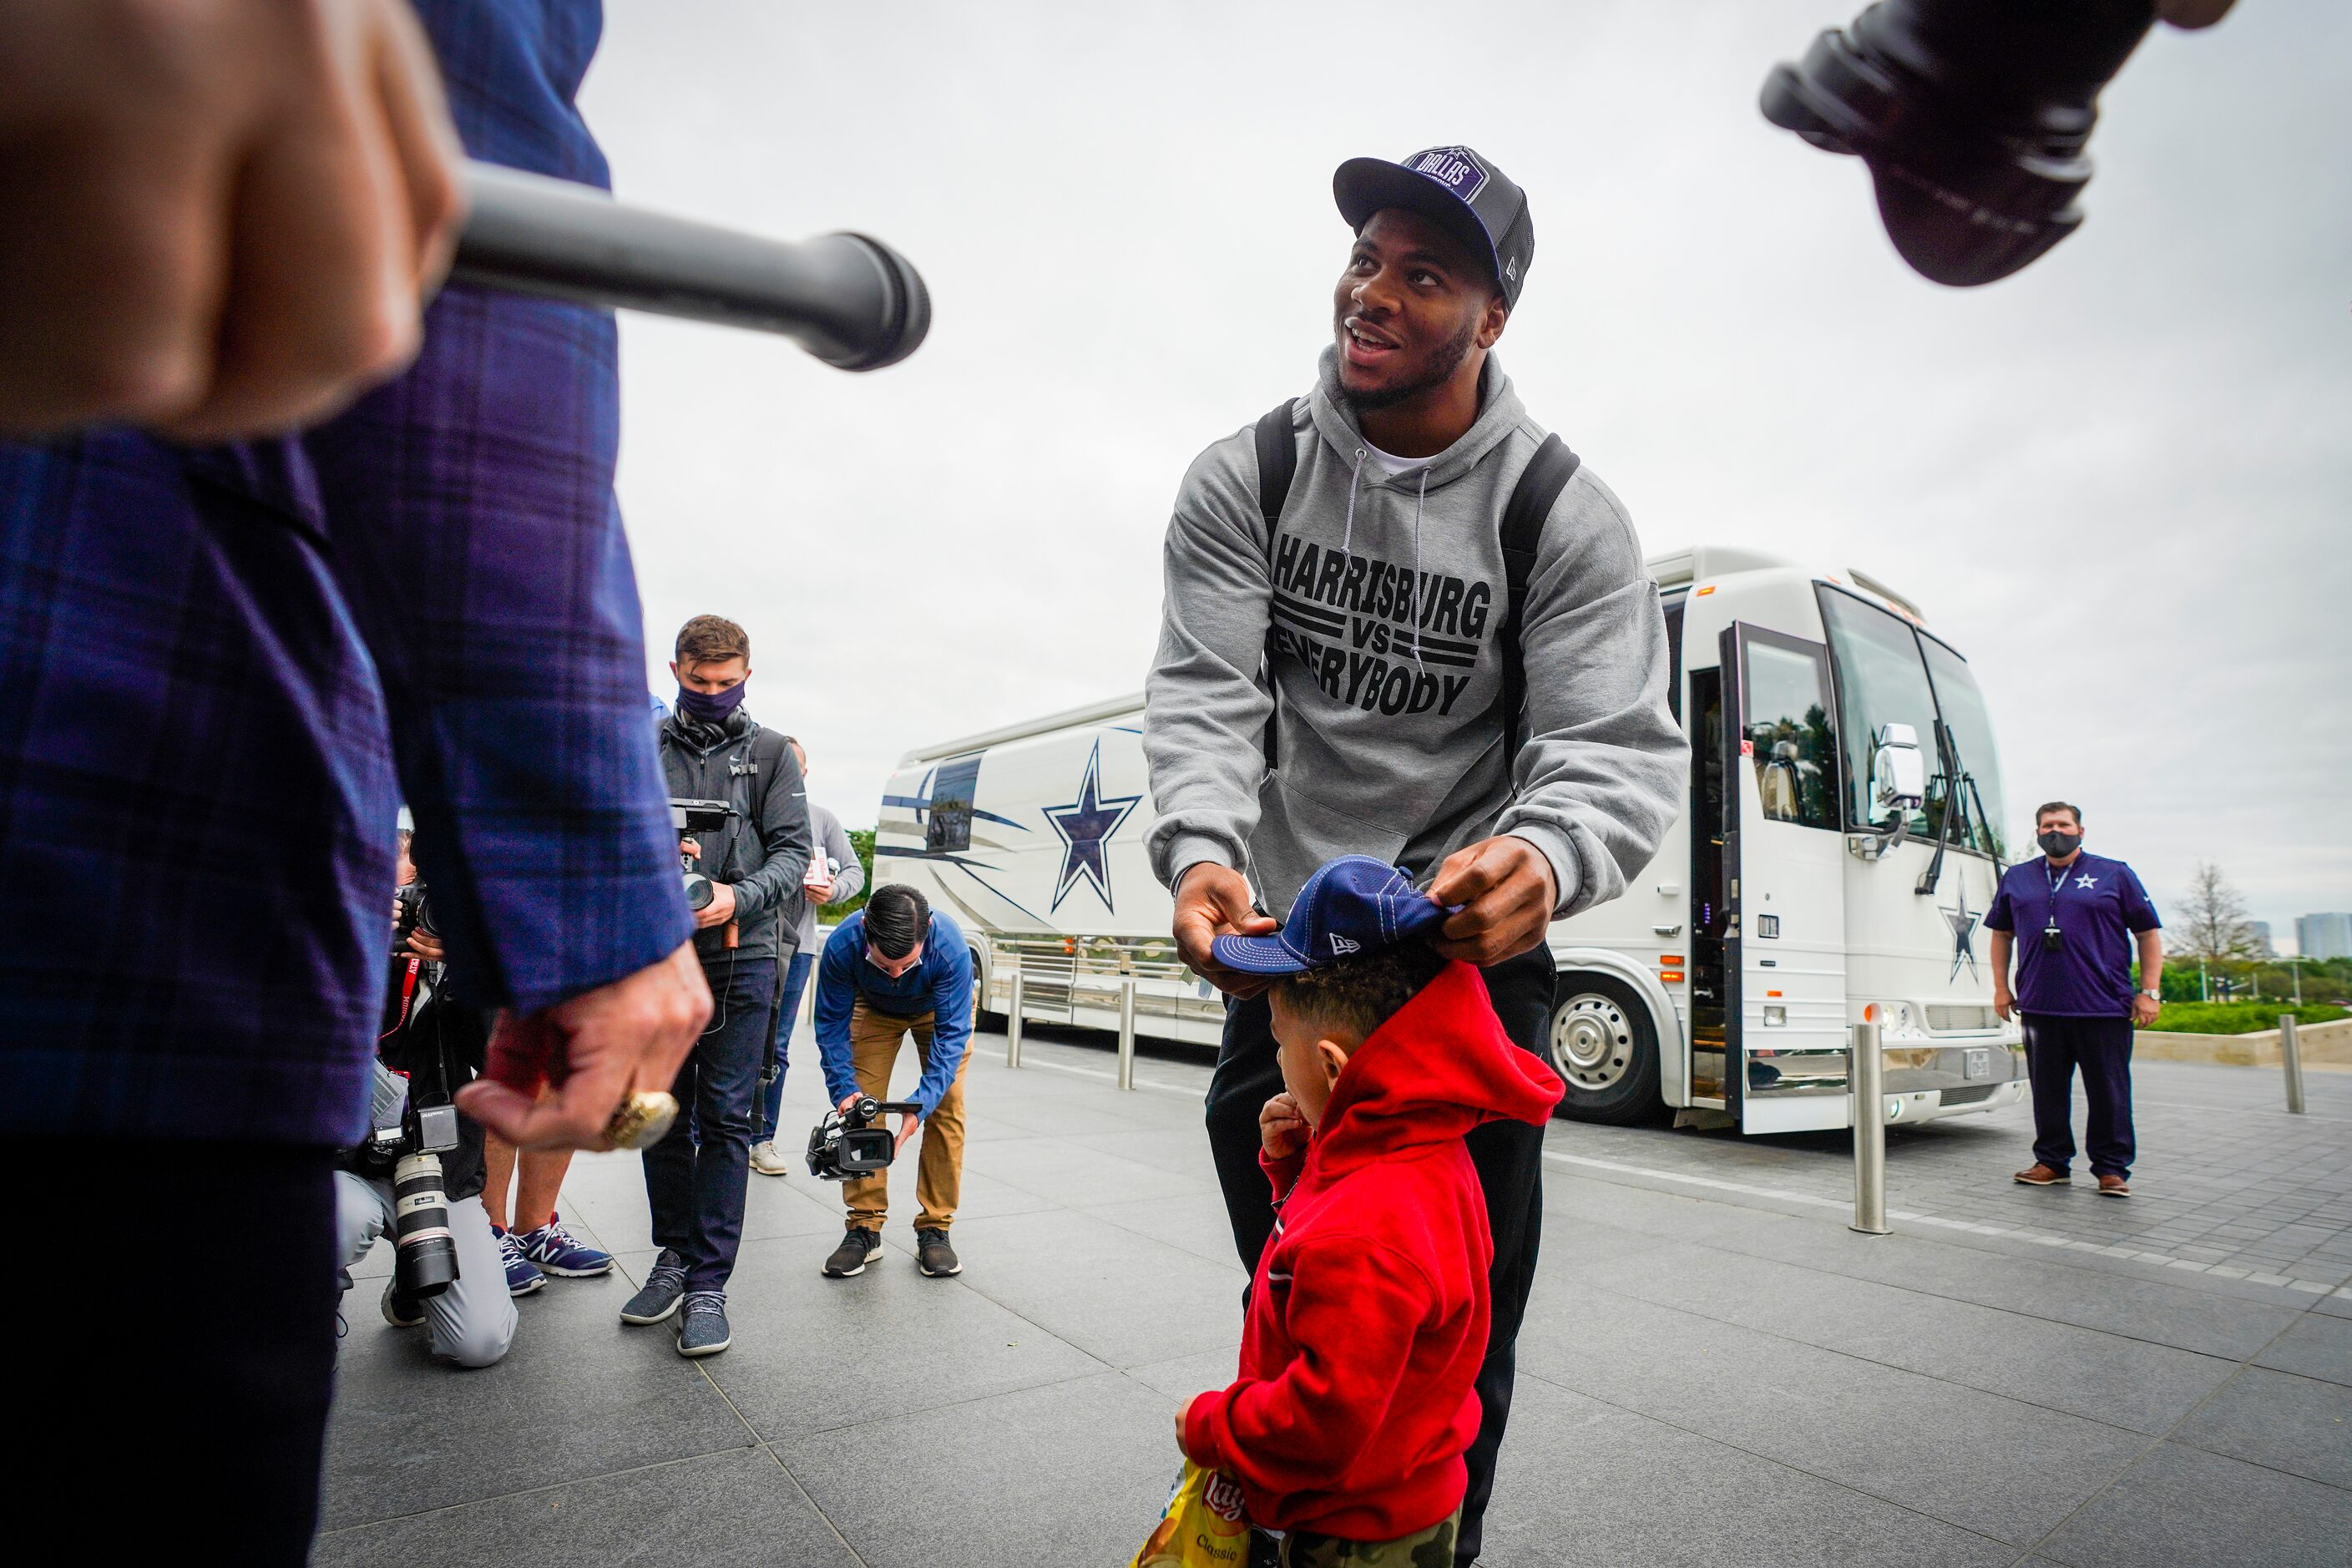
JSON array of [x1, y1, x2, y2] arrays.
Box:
[[1210, 855, 1454, 977], [1405, 147, 1489, 202]]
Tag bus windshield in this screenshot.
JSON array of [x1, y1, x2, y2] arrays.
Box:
[[1818, 588, 1937, 838], [1920, 635, 2007, 861]]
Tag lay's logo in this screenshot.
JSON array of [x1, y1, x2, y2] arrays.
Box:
[[1407, 146, 1488, 201], [1202, 1470, 1248, 1522]]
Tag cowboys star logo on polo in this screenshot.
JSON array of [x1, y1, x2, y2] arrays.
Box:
[[1329, 933, 1361, 956], [1407, 146, 1489, 201], [1042, 739, 1141, 914], [2075, 873, 2098, 890]]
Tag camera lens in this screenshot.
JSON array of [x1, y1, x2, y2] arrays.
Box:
[[392, 1151, 460, 1298]]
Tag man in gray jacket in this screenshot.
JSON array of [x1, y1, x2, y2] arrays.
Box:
[[1143, 146, 1684, 1565], [621, 615, 813, 1357]]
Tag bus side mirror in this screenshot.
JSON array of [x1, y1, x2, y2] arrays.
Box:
[[1872, 723, 1925, 816]]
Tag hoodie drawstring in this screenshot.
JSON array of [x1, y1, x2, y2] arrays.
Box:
[[1338, 446, 1366, 562], [1409, 465, 1429, 670]]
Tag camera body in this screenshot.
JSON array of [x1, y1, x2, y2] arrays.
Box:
[[806, 1095, 923, 1181], [670, 797, 738, 911], [391, 881, 438, 955]]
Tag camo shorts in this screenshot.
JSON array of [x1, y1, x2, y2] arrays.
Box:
[[1277, 1510, 1460, 1568]]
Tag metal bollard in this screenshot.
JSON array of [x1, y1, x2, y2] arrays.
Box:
[[2280, 1014, 2306, 1115], [1116, 976, 1138, 1091], [1005, 966, 1024, 1070], [1850, 1020, 1889, 1235]]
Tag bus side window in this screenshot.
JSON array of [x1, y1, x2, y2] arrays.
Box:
[[926, 755, 981, 853], [1743, 640, 1838, 831], [1662, 594, 1685, 722]]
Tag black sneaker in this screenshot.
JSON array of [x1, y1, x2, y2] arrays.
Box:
[[676, 1291, 731, 1358], [823, 1227, 881, 1277], [914, 1227, 961, 1277], [620, 1249, 689, 1324], [381, 1280, 425, 1328]]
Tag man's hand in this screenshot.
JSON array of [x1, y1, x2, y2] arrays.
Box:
[[458, 942, 711, 1150], [1429, 836, 1558, 966], [2132, 994, 2161, 1029], [1994, 987, 2015, 1024], [405, 926, 445, 964], [0, 0, 467, 438], [693, 882, 738, 930], [893, 1108, 922, 1157], [803, 872, 835, 904], [1171, 863, 1277, 998], [1259, 1091, 1307, 1161]]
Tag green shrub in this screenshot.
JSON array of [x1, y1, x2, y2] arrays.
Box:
[[817, 827, 874, 923], [2152, 1001, 2347, 1035]]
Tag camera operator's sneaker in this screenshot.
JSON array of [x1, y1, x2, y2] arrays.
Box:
[[381, 1281, 425, 1328], [676, 1291, 731, 1358], [493, 1227, 547, 1297], [748, 1140, 792, 1177], [518, 1212, 615, 1277], [620, 1250, 689, 1325], [914, 1227, 961, 1277], [823, 1227, 881, 1277]]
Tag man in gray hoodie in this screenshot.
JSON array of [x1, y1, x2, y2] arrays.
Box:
[[1143, 146, 1685, 1565]]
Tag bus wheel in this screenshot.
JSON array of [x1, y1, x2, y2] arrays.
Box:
[[1548, 975, 1662, 1125]]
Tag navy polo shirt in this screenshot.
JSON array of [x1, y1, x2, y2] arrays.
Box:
[[1984, 852, 2161, 1017]]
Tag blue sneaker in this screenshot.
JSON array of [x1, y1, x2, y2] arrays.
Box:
[[494, 1227, 547, 1297], [518, 1212, 614, 1277]]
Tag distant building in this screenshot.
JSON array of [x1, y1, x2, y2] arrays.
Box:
[[2248, 921, 2275, 958], [2296, 913, 2352, 962]]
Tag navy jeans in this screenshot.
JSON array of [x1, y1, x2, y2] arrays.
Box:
[[644, 955, 775, 1292], [2022, 1011, 2136, 1179], [757, 949, 816, 1141]]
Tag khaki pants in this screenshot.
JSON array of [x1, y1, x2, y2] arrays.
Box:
[[842, 1001, 969, 1232]]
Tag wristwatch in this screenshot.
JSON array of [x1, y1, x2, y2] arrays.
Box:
[[2140, 989, 2162, 1001]]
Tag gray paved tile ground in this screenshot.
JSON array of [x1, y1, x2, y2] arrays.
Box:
[[320, 1027, 2351, 1565]]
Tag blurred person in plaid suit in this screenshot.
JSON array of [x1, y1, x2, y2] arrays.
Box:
[[0, 3, 703, 1560]]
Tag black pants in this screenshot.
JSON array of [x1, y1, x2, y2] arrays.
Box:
[[2022, 1011, 2136, 1178], [645, 955, 776, 1292], [8, 1139, 336, 1565], [1206, 947, 1555, 1568]]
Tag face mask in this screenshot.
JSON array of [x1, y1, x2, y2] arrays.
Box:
[[2037, 829, 2081, 858], [675, 682, 746, 723]]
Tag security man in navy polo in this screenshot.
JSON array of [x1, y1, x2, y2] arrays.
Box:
[[1983, 801, 2164, 1196]]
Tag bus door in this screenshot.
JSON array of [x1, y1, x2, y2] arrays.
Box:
[[1720, 623, 1850, 1131]]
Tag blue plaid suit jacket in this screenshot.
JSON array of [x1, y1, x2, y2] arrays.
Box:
[[0, 1, 690, 1146]]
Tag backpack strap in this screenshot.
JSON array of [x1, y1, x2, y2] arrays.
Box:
[[1493, 433, 1581, 753], [1253, 399, 1299, 561], [1254, 400, 1299, 771]]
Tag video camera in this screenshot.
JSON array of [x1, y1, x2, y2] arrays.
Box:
[[806, 1095, 923, 1181], [670, 797, 739, 912]]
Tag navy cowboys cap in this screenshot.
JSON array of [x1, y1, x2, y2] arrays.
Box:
[[1333, 146, 1534, 309], [1211, 855, 1454, 978]]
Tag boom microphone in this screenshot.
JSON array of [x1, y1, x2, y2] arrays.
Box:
[[451, 163, 931, 371]]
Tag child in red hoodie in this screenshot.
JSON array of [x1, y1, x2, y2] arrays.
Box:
[[1176, 856, 1562, 1566]]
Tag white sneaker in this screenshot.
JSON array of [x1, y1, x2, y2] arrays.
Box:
[[749, 1140, 792, 1177]]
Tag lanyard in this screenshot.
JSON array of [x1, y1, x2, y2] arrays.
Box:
[[2044, 859, 2071, 930]]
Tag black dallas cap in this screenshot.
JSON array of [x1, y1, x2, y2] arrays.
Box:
[[1333, 146, 1533, 309]]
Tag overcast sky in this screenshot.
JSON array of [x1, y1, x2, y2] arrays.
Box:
[[579, 0, 2349, 947]]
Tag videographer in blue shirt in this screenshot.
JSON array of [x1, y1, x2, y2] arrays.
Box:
[[812, 886, 974, 1281], [1983, 801, 2164, 1197]]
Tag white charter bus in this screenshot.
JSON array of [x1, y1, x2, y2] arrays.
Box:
[[873, 546, 2025, 1134]]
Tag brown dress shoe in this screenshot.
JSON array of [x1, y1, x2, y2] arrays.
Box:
[[2013, 1163, 2067, 1186], [2097, 1174, 2131, 1197]]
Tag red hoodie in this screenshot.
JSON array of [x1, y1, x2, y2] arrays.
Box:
[[1181, 960, 1563, 1540]]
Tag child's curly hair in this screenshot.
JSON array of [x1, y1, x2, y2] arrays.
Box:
[[1270, 942, 1449, 1042]]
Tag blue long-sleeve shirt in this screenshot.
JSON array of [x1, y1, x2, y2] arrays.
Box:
[[814, 912, 973, 1120]]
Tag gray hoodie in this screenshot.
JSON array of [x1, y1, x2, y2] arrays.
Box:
[[1142, 348, 1687, 920]]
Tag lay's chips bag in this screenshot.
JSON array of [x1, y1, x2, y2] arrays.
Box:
[[1127, 1459, 1251, 1567]]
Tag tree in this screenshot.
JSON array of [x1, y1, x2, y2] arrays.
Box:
[[2172, 860, 2258, 967]]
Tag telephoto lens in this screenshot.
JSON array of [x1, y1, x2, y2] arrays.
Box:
[[392, 1152, 461, 1298]]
